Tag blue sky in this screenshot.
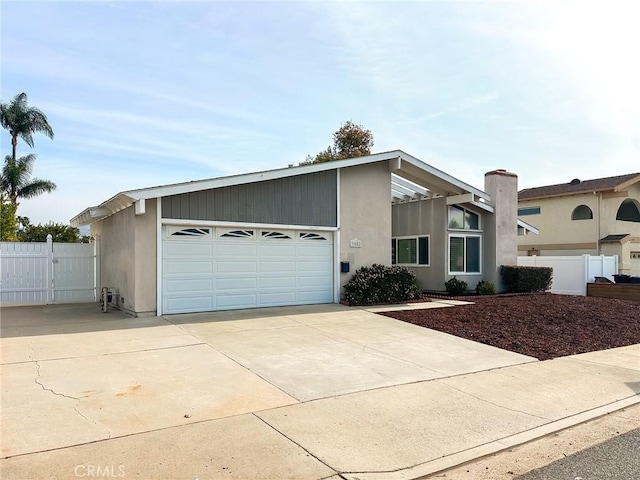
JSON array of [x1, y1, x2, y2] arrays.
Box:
[[2, 0, 639, 225]]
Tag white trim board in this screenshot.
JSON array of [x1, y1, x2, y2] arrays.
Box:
[[160, 218, 338, 231]]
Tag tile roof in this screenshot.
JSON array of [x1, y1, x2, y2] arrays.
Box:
[[518, 173, 640, 200]]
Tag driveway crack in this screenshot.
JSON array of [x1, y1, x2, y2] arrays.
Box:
[[253, 413, 339, 476], [34, 361, 113, 439], [439, 380, 551, 421]]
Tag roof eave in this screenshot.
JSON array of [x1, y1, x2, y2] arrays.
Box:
[[517, 218, 540, 235], [70, 194, 137, 227], [614, 174, 640, 192]]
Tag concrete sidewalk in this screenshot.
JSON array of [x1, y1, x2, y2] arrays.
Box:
[[1, 304, 638, 479]]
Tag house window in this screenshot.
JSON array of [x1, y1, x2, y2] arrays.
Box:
[[392, 236, 429, 266], [449, 235, 481, 274], [571, 205, 593, 220], [448, 205, 480, 230], [616, 199, 640, 222], [518, 206, 541, 216]]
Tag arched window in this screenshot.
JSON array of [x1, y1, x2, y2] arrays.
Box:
[[571, 205, 593, 220], [616, 199, 640, 222]]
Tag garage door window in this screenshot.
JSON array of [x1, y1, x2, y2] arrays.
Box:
[[219, 229, 254, 238], [168, 227, 211, 237], [261, 231, 292, 239], [300, 232, 328, 241]]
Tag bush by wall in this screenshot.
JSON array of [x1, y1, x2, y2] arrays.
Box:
[[500, 265, 553, 293], [444, 277, 468, 296], [475, 280, 496, 295], [343, 264, 421, 306]]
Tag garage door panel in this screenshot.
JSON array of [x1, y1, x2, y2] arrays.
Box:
[[165, 278, 213, 293], [216, 244, 257, 256], [216, 261, 258, 273], [298, 245, 333, 256], [258, 244, 297, 256], [164, 260, 214, 275], [163, 225, 333, 313], [216, 277, 258, 290], [165, 296, 214, 313], [217, 294, 257, 308], [260, 261, 296, 272], [259, 292, 297, 305], [259, 276, 297, 288], [298, 290, 334, 303], [297, 276, 333, 287], [164, 242, 213, 257], [298, 261, 332, 273]]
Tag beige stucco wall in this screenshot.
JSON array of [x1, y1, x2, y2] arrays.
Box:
[[391, 197, 447, 291], [484, 171, 518, 291], [91, 200, 157, 315], [339, 162, 391, 290], [134, 199, 157, 314], [517, 183, 640, 274]]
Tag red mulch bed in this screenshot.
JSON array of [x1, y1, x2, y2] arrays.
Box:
[[380, 293, 640, 360]]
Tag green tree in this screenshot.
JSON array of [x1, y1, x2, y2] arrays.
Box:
[[333, 120, 373, 159], [1, 154, 56, 206], [0, 193, 18, 241], [0, 92, 54, 161], [302, 120, 374, 165], [17, 221, 83, 243]]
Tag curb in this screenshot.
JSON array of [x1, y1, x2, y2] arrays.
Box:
[[340, 395, 640, 480]]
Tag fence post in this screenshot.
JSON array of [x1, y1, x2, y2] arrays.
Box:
[[46, 234, 53, 304], [582, 254, 589, 296], [94, 235, 100, 301]]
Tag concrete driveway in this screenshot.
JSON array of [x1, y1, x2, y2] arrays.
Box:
[[3, 302, 636, 479], [1, 302, 533, 458]]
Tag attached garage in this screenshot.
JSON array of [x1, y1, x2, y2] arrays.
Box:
[[162, 225, 334, 313], [71, 150, 508, 316]]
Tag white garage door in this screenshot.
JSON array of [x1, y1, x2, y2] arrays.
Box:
[[162, 226, 334, 314]]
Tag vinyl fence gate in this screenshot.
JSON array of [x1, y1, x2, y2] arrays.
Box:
[[0, 235, 97, 306]]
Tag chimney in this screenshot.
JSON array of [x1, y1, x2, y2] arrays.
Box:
[[484, 169, 518, 292]]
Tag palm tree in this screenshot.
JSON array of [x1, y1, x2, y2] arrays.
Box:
[[0, 92, 54, 160], [1, 154, 56, 206]]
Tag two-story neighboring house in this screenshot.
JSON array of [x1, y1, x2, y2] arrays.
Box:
[[517, 173, 640, 275]]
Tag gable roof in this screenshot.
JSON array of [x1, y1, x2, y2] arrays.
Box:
[[518, 173, 640, 201], [71, 150, 491, 226]]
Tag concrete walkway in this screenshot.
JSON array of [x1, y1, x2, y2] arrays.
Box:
[[1, 303, 638, 479]]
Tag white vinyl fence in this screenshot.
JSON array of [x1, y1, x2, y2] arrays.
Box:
[[0, 235, 97, 306], [517, 254, 618, 296]]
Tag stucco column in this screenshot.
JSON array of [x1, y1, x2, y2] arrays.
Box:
[[484, 169, 518, 291]]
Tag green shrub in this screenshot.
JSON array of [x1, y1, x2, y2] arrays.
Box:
[[475, 280, 496, 295], [343, 264, 421, 306], [500, 265, 553, 293], [444, 276, 468, 296]]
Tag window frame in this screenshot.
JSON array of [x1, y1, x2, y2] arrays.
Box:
[[571, 205, 593, 221], [518, 206, 541, 216], [448, 233, 482, 275], [448, 205, 481, 231], [616, 199, 640, 223], [392, 235, 430, 267]]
